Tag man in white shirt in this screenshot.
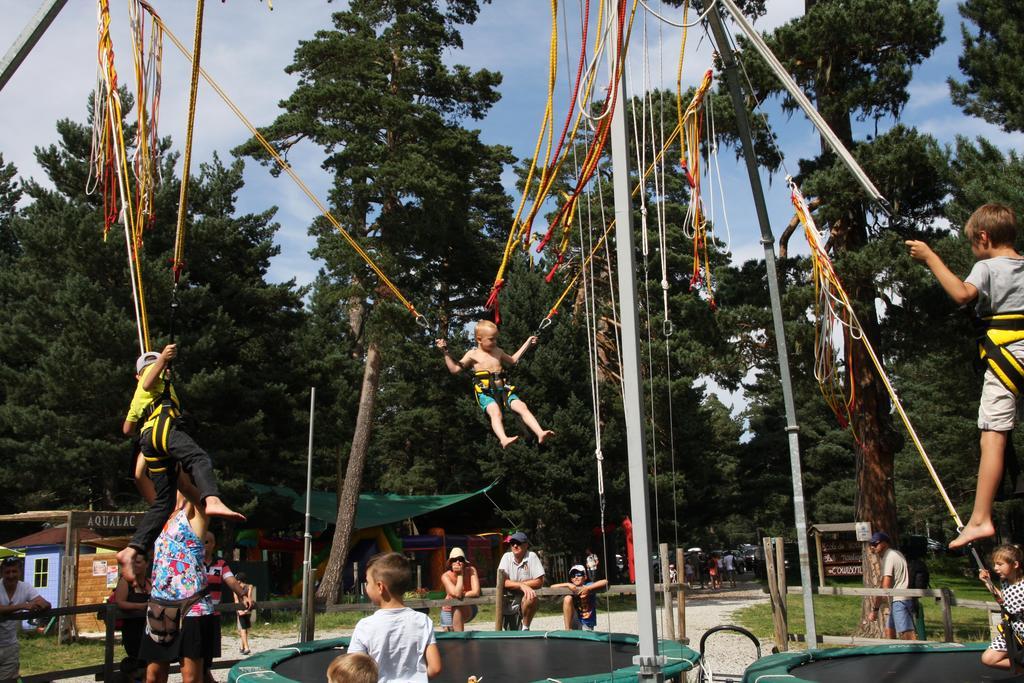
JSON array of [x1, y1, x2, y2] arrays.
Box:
[[722, 552, 737, 587], [0, 557, 50, 682], [866, 531, 915, 640], [497, 532, 545, 630]]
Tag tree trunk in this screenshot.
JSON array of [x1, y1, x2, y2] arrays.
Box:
[[316, 340, 383, 604]]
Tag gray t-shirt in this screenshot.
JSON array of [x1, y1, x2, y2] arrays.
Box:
[[880, 548, 911, 604], [965, 257, 1024, 317], [498, 551, 545, 584]]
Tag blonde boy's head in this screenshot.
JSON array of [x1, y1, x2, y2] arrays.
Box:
[[366, 552, 412, 596], [475, 319, 498, 341], [965, 203, 1018, 247], [327, 653, 378, 683]]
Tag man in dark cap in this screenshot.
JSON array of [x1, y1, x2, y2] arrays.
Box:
[[497, 532, 545, 630], [866, 531, 914, 639]]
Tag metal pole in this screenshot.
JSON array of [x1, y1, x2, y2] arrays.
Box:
[[704, 5, 817, 649], [714, 0, 888, 215], [300, 387, 316, 642], [0, 0, 68, 93], [607, 1, 662, 677]]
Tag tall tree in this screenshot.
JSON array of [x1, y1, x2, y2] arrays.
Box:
[[0, 154, 20, 261], [240, 0, 513, 603], [949, 0, 1024, 133]]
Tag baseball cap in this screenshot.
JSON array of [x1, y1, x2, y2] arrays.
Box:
[[507, 531, 529, 545], [136, 351, 161, 374], [869, 531, 891, 546], [569, 564, 586, 578], [448, 547, 468, 563]]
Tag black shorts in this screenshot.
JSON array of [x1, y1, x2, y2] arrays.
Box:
[[237, 613, 252, 630], [138, 614, 217, 662]]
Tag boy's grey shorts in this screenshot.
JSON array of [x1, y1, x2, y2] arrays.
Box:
[[978, 340, 1024, 431]]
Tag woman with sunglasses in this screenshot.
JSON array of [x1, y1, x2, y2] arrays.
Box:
[[440, 548, 480, 632]]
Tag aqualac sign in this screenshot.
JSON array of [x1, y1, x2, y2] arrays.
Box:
[[70, 511, 141, 530]]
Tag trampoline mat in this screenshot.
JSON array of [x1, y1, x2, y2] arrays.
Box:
[[272, 638, 640, 682], [794, 651, 1024, 683]]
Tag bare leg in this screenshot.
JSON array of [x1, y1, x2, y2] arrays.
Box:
[[900, 630, 916, 641], [202, 496, 246, 521], [453, 606, 465, 632], [485, 403, 518, 448], [146, 661, 169, 683], [521, 592, 538, 628], [239, 624, 250, 652], [949, 430, 1005, 549], [180, 655, 204, 683], [982, 648, 1011, 669], [509, 401, 554, 444], [562, 595, 574, 630]]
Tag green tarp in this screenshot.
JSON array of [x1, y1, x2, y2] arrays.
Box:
[[248, 482, 496, 530]]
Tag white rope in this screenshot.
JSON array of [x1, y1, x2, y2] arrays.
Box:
[[639, 0, 717, 28]]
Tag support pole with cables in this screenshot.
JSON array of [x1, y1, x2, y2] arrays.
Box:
[[607, 0, 663, 677], [704, 6, 816, 649]]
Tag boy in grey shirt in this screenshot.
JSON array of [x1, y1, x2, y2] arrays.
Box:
[[907, 203, 1024, 549]]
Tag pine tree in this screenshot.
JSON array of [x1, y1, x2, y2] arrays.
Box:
[[239, 0, 513, 603], [949, 0, 1024, 133]]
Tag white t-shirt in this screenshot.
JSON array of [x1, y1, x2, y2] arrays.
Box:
[[348, 607, 435, 683], [880, 548, 911, 604], [498, 551, 545, 584], [0, 581, 41, 647], [722, 554, 735, 571]]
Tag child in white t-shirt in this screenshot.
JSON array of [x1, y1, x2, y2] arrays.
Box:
[[348, 553, 441, 682]]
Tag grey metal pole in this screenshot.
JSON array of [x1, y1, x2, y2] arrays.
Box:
[[0, 0, 67, 93], [300, 387, 316, 642], [715, 0, 888, 215], [606, 1, 663, 677], [704, 6, 817, 649]]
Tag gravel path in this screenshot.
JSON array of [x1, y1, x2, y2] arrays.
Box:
[[63, 582, 771, 681]]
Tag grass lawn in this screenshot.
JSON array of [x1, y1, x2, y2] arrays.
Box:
[[731, 572, 996, 646]]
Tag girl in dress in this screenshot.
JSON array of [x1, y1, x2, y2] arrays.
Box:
[[979, 544, 1024, 670]]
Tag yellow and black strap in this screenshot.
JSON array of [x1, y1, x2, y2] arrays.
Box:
[[978, 313, 1024, 396], [142, 388, 180, 471]]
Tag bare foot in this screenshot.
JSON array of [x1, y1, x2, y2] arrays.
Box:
[[537, 430, 555, 445], [500, 435, 519, 449], [116, 546, 138, 584], [949, 520, 995, 549], [203, 497, 246, 521]]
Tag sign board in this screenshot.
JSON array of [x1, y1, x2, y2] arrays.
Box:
[[70, 511, 142, 530], [811, 523, 866, 581], [92, 560, 108, 577], [854, 521, 872, 542]]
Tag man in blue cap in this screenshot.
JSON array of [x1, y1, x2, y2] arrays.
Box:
[[497, 532, 545, 630], [866, 531, 914, 639]]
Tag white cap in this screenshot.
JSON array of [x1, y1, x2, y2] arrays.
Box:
[[136, 351, 161, 374]]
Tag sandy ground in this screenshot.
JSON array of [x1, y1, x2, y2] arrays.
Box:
[[62, 581, 771, 682]]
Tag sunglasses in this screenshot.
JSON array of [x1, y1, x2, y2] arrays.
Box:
[[510, 541, 525, 547], [451, 558, 466, 564], [869, 542, 880, 547]]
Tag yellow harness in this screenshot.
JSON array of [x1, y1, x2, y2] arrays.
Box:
[[472, 370, 516, 407], [978, 312, 1024, 395], [141, 390, 181, 473]]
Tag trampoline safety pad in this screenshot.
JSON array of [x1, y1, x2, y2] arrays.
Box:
[[743, 642, 1024, 683], [229, 631, 700, 683]]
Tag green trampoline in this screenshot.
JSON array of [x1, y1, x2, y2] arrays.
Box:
[[228, 631, 700, 682], [742, 643, 1024, 682]]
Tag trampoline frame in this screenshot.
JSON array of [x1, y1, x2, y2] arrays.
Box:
[[228, 630, 700, 683], [742, 642, 997, 683]]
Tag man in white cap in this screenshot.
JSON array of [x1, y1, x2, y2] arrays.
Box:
[[497, 532, 545, 630], [440, 547, 480, 631]]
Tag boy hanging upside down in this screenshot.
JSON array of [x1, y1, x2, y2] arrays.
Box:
[[117, 343, 243, 583], [436, 320, 554, 448]]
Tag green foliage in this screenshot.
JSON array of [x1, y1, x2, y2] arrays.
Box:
[[949, 0, 1024, 133]]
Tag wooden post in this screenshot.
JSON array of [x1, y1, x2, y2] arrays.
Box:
[[814, 531, 825, 588], [675, 547, 686, 642], [102, 603, 116, 683], [659, 543, 674, 641], [416, 565, 422, 591], [494, 569, 507, 631], [59, 512, 73, 644], [763, 537, 787, 652], [940, 588, 954, 642], [775, 536, 789, 650]]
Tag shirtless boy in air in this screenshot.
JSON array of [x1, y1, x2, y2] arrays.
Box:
[[436, 320, 554, 448]]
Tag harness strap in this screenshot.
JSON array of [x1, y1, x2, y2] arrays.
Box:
[[977, 313, 1024, 396]]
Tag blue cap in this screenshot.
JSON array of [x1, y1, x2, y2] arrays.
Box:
[[869, 531, 891, 545], [508, 531, 529, 544]]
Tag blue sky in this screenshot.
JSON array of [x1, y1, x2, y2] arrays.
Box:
[[2, 0, 1019, 290]]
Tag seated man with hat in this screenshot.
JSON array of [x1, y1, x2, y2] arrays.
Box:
[[440, 547, 480, 632], [497, 532, 545, 630]]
